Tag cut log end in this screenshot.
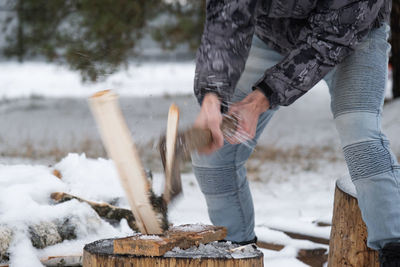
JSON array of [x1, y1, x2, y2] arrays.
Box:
[[91, 90, 112, 98], [52, 169, 62, 179]]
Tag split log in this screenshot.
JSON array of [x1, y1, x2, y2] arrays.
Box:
[[328, 176, 379, 266], [113, 224, 227, 256], [89, 90, 165, 234]]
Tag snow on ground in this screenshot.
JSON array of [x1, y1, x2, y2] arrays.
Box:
[[0, 61, 195, 99], [0, 153, 331, 266]]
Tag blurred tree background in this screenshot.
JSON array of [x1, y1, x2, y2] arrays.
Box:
[[0, 0, 204, 82], [0, 0, 399, 100], [151, 0, 205, 51]]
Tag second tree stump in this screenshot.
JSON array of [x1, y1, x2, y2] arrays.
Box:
[[328, 176, 379, 266]]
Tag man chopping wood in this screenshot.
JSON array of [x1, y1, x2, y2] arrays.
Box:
[[192, 0, 398, 265]]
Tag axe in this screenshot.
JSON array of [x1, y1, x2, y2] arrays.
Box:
[[159, 104, 238, 204]]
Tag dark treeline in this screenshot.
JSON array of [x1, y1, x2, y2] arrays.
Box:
[[0, 0, 204, 82]]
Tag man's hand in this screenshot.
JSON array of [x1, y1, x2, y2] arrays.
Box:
[[194, 93, 224, 154], [227, 89, 270, 144]]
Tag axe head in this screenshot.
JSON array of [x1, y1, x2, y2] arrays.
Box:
[[159, 107, 239, 204]]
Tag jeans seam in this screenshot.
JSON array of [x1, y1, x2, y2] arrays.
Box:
[[333, 109, 379, 119], [377, 111, 400, 197], [377, 111, 395, 172], [350, 168, 394, 182], [343, 139, 389, 150]]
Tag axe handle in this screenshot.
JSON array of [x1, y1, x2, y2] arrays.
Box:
[[184, 115, 238, 152]]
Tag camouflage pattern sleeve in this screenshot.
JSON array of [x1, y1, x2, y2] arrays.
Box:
[[254, 0, 387, 108], [194, 0, 258, 111]]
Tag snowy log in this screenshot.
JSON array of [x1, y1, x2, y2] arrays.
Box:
[[0, 226, 12, 263], [51, 190, 168, 232], [328, 181, 379, 266], [0, 219, 77, 263], [51, 192, 138, 231]]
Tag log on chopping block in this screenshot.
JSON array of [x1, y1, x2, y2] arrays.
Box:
[[328, 176, 379, 267], [89, 90, 165, 235], [113, 224, 227, 256]]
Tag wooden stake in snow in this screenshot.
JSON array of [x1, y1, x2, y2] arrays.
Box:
[[89, 90, 163, 235]]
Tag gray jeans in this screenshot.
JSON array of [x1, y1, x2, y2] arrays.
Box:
[[192, 24, 400, 250]]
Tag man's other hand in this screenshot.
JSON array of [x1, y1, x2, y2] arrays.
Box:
[[227, 89, 270, 144], [194, 93, 224, 154]]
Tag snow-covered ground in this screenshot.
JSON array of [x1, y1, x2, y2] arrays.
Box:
[[0, 61, 399, 266], [0, 153, 332, 267], [0, 61, 195, 99]]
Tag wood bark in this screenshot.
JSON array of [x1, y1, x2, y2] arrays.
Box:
[[391, 2, 400, 99], [328, 185, 379, 267]]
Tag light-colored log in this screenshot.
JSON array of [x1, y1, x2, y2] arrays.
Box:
[[328, 184, 379, 267], [113, 224, 227, 256], [88, 90, 162, 235]]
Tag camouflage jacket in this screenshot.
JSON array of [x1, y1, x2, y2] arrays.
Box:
[[194, 0, 392, 110]]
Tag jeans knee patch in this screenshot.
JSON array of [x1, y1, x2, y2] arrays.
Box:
[[344, 140, 392, 180], [193, 166, 237, 194]]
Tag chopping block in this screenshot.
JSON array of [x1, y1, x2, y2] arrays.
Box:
[[83, 224, 264, 267]]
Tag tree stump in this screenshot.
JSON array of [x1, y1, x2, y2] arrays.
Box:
[[328, 176, 379, 267], [83, 224, 263, 267]]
